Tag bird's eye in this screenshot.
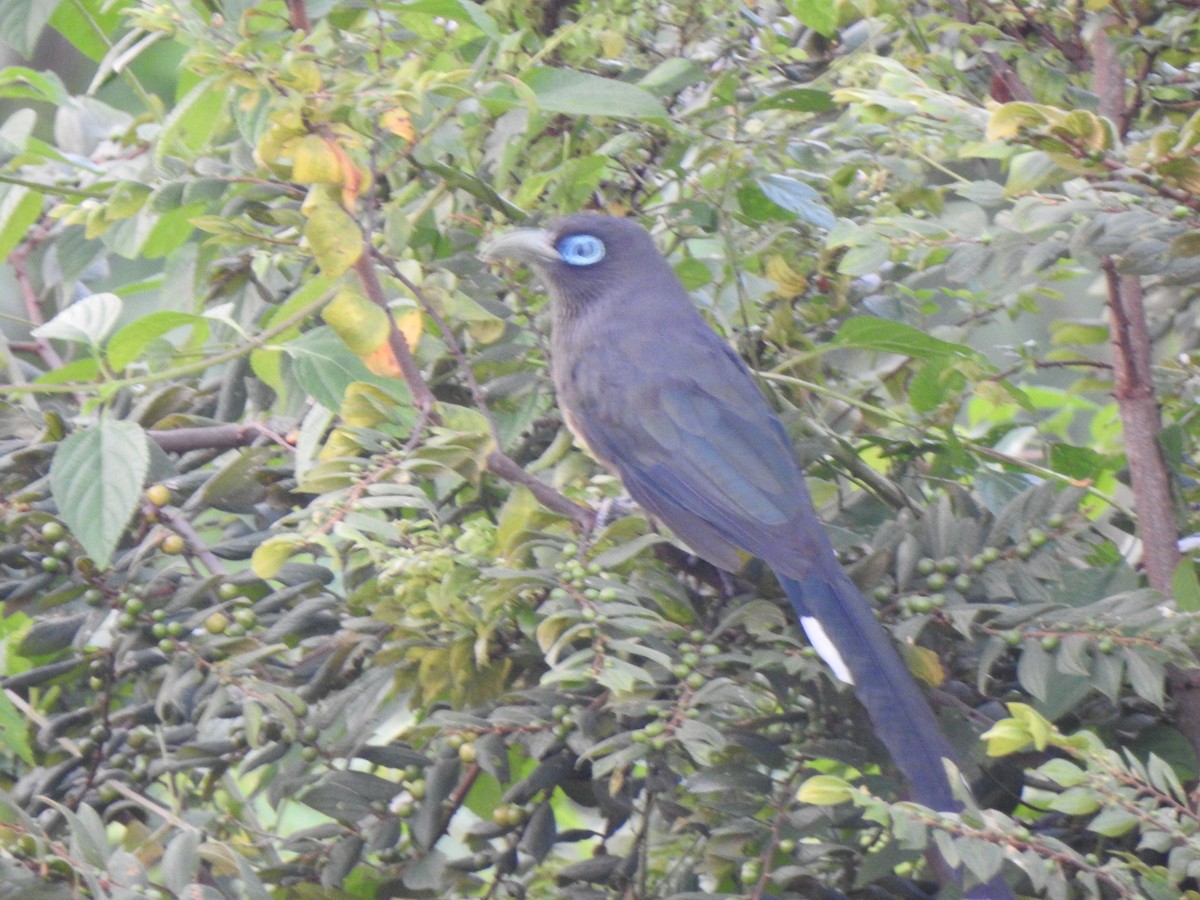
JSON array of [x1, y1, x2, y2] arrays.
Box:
[[556, 233, 606, 266]]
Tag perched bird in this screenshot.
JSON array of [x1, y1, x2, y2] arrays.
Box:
[[483, 213, 1009, 897]]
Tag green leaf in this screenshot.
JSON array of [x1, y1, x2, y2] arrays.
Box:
[[0, 0, 63, 56], [50, 417, 149, 568], [402, 0, 499, 39], [1172, 559, 1200, 613], [1005, 151, 1064, 195], [106, 311, 209, 371], [1087, 806, 1138, 837], [47, 0, 124, 60], [1047, 787, 1101, 815], [521, 67, 668, 120], [751, 88, 836, 113], [783, 0, 837, 37], [284, 326, 391, 411], [675, 257, 711, 290], [833, 317, 978, 361], [638, 58, 706, 96], [0, 184, 43, 258], [0, 65, 67, 103], [1048, 442, 1103, 480], [157, 75, 226, 159], [32, 291, 123, 346], [756, 174, 837, 229], [0, 690, 33, 764], [1124, 647, 1165, 707]]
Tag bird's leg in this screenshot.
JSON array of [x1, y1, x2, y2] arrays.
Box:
[[716, 568, 738, 599], [593, 495, 638, 530]]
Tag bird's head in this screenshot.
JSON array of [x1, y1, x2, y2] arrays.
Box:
[[481, 213, 675, 313]]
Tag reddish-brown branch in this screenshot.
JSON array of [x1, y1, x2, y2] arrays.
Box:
[[9, 221, 63, 371], [485, 451, 594, 530], [1092, 15, 1128, 132], [1102, 260, 1178, 592], [1091, 16, 1179, 593], [148, 422, 293, 454], [286, 0, 310, 32], [367, 248, 593, 530], [352, 249, 439, 417], [948, 0, 1034, 102]]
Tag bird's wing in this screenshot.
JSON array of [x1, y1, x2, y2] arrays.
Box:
[[573, 336, 828, 574]]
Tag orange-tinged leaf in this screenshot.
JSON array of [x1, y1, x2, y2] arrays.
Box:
[[323, 290, 423, 375], [363, 342, 403, 377], [290, 134, 345, 185], [395, 307, 423, 348], [322, 288, 390, 355], [381, 107, 415, 141]]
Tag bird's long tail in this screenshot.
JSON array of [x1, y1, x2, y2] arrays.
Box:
[[778, 565, 961, 813]]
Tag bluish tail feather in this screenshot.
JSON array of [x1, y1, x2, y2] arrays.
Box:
[[778, 566, 960, 813]]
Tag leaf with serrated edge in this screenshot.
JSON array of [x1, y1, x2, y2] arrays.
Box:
[[50, 418, 149, 568]]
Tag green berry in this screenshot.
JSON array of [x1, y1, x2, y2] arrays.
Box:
[[40, 521, 65, 541], [916, 557, 936, 576]]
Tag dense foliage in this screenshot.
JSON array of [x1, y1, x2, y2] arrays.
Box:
[[1, 0, 1200, 897]]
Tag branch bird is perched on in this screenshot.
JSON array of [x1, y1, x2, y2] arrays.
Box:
[[483, 213, 1011, 898]]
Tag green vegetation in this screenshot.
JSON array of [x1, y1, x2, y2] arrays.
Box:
[[1, 1, 1199, 896]]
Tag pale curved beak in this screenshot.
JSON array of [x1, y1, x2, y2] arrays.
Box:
[[480, 228, 558, 266]]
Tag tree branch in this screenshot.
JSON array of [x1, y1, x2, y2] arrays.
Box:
[[352, 248, 439, 417]]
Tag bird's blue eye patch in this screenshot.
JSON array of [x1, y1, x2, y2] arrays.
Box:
[[556, 233, 606, 266]]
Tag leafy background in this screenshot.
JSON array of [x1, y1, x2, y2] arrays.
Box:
[[0, 0, 1199, 897]]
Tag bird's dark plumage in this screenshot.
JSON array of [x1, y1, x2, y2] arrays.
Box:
[[483, 214, 1010, 898]]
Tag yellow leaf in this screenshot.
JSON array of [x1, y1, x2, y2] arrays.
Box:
[[251, 535, 304, 579], [986, 102, 1051, 141], [981, 719, 1033, 757], [322, 287, 390, 355], [303, 194, 362, 277], [340, 382, 397, 428], [290, 134, 346, 185], [381, 107, 415, 141], [905, 643, 945, 687], [795, 774, 855, 805], [317, 426, 361, 461], [765, 254, 808, 296], [323, 289, 423, 376], [600, 30, 625, 57]]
